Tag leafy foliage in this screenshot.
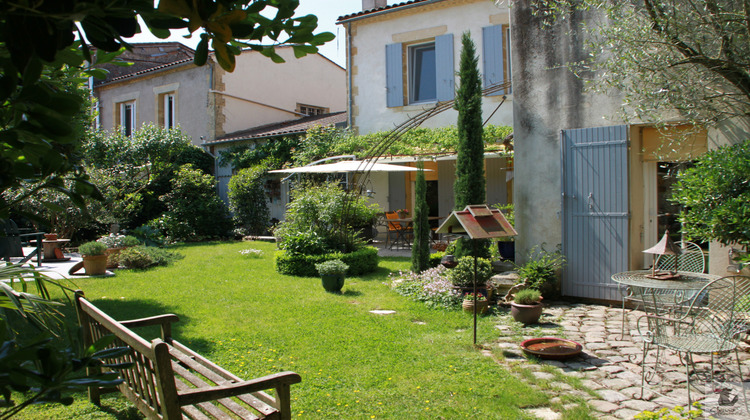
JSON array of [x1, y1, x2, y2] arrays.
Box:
[[516, 246, 566, 298], [274, 182, 380, 255], [449, 257, 493, 287], [156, 165, 232, 242], [228, 165, 270, 235], [670, 139, 750, 249], [315, 259, 349, 276], [530, 0, 750, 129], [218, 135, 301, 170], [274, 246, 379, 277], [513, 289, 542, 305], [78, 241, 107, 256], [114, 245, 183, 270], [390, 266, 462, 309], [411, 161, 430, 273]]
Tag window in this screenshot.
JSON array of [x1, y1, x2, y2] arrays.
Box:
[[409, 43, 437, 103], [116, 101, 136, 136], [385, 33, 454, 107], [482, 25, 512, 95], [158, 92, 176, 128], [297, 104, 329, 116]]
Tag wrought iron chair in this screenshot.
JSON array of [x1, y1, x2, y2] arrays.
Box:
[[385, 211, 411, 249], [620, 241, 706, 338], [637, 275, 750, 409], [1, 219, 44, 267]]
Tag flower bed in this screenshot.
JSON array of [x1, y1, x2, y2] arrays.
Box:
[[389, 265, 461, 309]]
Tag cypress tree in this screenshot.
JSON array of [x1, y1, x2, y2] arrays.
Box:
[[411, 160, 430, 273], [453, 32, 489, 259], [454, 31, 485, 209]]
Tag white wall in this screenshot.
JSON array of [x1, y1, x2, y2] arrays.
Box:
[[220, 48, 347, 135], [345, 0, 512, 135]]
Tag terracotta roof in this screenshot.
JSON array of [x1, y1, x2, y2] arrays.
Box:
[[207, 112, 348, 145], [92, 42, 196, 86], [337, 0, 436, 22]]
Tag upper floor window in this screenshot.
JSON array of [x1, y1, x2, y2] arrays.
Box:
[[409, 43, 437, 103], [386, 34, 454, 107], [297, 104, 329, 116], [116, 101, 136, 136], [159, 92, 176, 128]]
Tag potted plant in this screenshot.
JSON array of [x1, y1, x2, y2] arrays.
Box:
[[462, 292, 489, 314], [510, 289, 543, 325], [98, 234, 140, 268], [315, 259, 349, 293], [449, 256, 494, 298], [515, 245, 566, 299], [79, 241, 108, 275]]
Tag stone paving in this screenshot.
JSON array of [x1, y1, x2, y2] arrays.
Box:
[[488, 302, 750, 419]]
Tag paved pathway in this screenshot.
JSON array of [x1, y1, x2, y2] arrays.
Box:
[[489, 302, 750, 419]]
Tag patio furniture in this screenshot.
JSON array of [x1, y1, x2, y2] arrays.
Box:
[[0, 219, 44, 267], [75, 291, 301, 420], [635, 275, 750, 409], [385, 211, 412, 249], [619, 241, 706, 338]]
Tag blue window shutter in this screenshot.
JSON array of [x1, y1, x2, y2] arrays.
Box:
[[435, 34, 454, 102], [482, 25, 504, 95], [385, 43, 403, 107]]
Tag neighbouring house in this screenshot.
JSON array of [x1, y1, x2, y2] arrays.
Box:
[[336, 0, 514, 231], [510, 3, 750, 301], [203, 111, 348, 221], [91, 42, 347, 148]]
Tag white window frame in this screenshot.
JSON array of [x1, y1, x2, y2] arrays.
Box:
[[119, 101, 136, 136], [163, 93, 176, 128]]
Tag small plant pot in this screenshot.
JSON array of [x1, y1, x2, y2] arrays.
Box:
[[44, 233, 58, 241], [462, 299, 489, 314], [321, 274, 345, 293], [510, 302, 543, 325], [82, 254, 108, 276]]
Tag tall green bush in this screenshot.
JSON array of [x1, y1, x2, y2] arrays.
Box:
[[228, 165, 270, 235], [412, 161, 430, 273], [274, 182, 380, 255], [157, 164, 232, 242], [671, 139, 750, 250], [453, 32, 489, 259]]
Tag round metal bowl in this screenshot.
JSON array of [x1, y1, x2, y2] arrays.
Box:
[[520, 337, 583, 360]]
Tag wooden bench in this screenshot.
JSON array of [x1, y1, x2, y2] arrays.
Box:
[[74, 292, 301, 419]]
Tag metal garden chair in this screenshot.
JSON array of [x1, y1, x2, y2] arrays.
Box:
[[620, 241, 705, 338], [637, 275, 750, 409]]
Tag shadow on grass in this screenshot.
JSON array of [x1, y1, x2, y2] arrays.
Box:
[[80, 297, 215, 354], [341, 290, 363, 297]]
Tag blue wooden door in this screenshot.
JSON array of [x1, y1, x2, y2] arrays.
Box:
[[561, 126, 629, 300]]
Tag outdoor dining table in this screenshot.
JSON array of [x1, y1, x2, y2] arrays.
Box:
[[387, 216, 444, 249], [611, 270, 719, 315]]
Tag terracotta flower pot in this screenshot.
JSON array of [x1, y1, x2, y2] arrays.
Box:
[[462, 299, 489, 314], [510, 301, 543, 325], [82, 254, 108, 276], [44, 233, 58, 241]]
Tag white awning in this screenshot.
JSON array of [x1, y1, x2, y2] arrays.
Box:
[[268, 160, 431, 174]]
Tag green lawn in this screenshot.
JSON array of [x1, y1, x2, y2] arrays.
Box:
[[19, 241, 556, 419]]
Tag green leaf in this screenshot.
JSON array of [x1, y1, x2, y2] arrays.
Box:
[[194, 36, 209, 66]]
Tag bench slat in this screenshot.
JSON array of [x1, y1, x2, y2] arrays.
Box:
[[172, 361, 264, 419]]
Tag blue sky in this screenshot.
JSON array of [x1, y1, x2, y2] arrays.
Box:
[[130, 1, 372, 68]]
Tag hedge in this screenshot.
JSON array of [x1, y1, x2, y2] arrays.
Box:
[[275, 246, 379, 277]]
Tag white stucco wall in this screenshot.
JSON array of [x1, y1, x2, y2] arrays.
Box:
[[95, 64, 213, 146], [343, 0, 513, 135], [219, 48, 347, 135]]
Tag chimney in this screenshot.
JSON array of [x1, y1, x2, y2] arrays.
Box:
[[362, 0, 387, 11]]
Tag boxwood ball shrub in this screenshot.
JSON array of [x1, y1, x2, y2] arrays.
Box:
[[275, 246, 379, 277], [449, 256, 493, 287]]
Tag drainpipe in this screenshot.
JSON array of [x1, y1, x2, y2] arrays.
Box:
[[347, 22, 354, 129]]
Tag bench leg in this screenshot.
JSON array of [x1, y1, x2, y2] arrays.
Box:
[[276, 384, 292, 420]]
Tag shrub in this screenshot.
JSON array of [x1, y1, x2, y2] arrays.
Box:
[[97, 234, 140, 248], [275, 246, 379, 277], [390, 265, 462, 309], [228, 165, 270, 235], [429, 252, 445, 268], [513, 289, 541, 305], [516, 245, 565, 298], [315, 259, 349, 276], [274, 181, 380, 255], [448, 256, 493, 287], [130, 224, 165, 247], [670, 139, 750, 250], [79, 241, 107, 256], [158, 164, 232, 241], [115, 245, 182, 269]]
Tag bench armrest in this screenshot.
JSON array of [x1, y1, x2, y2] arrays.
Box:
[[120, 314, 179, 339], [177, 371, 302, 406]]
